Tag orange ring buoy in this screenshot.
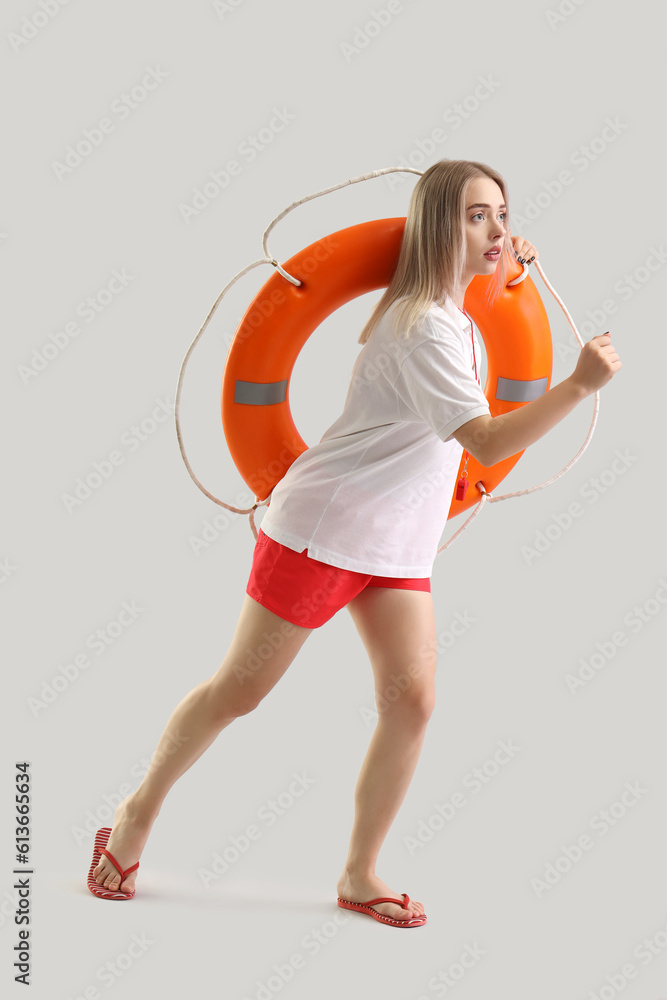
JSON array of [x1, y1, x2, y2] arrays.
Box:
[[221, 217, 552, 518]]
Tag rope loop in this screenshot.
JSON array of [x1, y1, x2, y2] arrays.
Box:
[[269, 258, 301, 286]]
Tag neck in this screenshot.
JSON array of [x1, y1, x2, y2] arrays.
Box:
[[447, 290, 466, 312], [453, 275, 474, 311]]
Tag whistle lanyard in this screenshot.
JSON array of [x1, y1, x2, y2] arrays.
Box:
[[455, 306, 478, 501]]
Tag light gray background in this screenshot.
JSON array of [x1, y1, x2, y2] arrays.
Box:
[[3, 1, 666, 997]]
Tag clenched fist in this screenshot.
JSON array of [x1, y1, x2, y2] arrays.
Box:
[[570, 332, 622, 396]]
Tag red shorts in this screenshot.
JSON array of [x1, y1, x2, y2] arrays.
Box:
[[246, 528, 430, 629]]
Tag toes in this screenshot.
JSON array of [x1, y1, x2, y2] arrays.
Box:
[[394, 905, 420, 919], [93, 863, 108, 884], [405, 901, 425, 918], [91, 861, 134, 894]]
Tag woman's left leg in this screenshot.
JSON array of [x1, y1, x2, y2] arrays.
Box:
[[336, 586, 437, 923]]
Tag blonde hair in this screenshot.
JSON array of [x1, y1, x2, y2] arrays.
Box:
[[358, 159, 513, 345]]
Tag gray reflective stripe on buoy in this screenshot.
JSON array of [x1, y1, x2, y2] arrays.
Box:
[[234, 379, 288, 405], [496, 376, 548, 402]]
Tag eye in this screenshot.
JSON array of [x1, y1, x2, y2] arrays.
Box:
[[470, 211, 506, 222]]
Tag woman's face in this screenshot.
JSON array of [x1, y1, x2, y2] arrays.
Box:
[[462, 176, 507, 281]]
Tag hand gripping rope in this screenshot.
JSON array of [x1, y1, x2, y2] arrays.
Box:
[[173, 167, 599, 552]]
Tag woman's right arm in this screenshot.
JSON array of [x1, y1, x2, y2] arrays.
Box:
[[453, 332, 622, 467]]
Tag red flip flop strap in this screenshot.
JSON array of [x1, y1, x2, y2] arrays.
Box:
[[363, 893, 409, 907], [100, 847, 139, 879]]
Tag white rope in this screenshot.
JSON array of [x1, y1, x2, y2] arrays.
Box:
[[174, 256, 273, 537], [261, 167, 423, 283], [174, 168, 423, 539], [174, 166, 598, 549], [492, 258, 600, 500], [437, 260, 600, 553]]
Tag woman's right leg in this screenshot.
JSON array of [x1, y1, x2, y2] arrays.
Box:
[[91, 594, 313, 893]]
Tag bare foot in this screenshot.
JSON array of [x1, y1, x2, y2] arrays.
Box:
[[92, 794, 155, 894], [336, 870, 426, 922]]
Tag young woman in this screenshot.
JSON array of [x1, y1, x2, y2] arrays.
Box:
[[87, 159, 621, 927]]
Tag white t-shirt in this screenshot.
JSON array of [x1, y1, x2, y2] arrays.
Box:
[[258, 295, 491, 576]]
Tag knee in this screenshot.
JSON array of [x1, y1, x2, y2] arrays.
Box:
[[204, 673, 264, 722], [404, 690, 436, 727], [376, 675, 435, 726]]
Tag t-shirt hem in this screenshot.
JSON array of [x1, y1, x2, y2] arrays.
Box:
[[258, 521, 433, 577]]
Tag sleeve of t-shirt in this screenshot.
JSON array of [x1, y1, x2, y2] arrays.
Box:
[[392, 320, 491, 443]]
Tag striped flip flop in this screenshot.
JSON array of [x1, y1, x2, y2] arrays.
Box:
[[87, 827, 139, 900], [337, 891, 427, 927]]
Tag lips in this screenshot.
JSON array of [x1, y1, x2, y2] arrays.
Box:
[[484, 247, 500, 259]]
